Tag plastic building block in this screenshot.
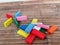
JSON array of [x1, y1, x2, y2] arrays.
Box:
[[6, 13, 13, 18], [31, 29, 46, 40], [40, 28, 46, 33], [31, 19, 38, 24], [37, 23, 43, 24], [37, 24, 49, 29], [20, 24, 27, 30], [13, 18, 19, 28], [36, 23, 43, 26], [4, 18, 13, 28], [33, 26, 41, 31], [16, 16, 27, 21], [25, 23, 35, 33], [47, 25, 58, 34], [15, 11, 22, 18], [26, 33, 35, 44], [17, 29, 29, 38]]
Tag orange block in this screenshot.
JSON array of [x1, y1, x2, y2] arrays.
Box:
[[47, 25, 58, 34]]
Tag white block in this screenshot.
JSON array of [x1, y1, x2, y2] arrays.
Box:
[[33, 26, 41, 31]]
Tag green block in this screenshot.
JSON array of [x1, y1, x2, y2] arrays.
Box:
[[13, 18, 19, 28], [40, 28, 46, 33]]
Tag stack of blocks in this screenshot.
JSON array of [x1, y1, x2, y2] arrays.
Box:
[[4, 11, 58, 44]]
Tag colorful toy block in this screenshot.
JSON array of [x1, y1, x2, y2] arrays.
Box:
[[13, 18, 19, 28], [33, 26, 41, 31], [37, 23, 49, 29], [26, 33, 35, 44], [36, 23, 43, 26], [16, 16, 27, 21], [4, 18, 13, 28], [31, 19, 38, 24], [47, 25, 58, 34], [20, 24, 27, 30], [6, 13, 13, 18], [15, 11, 22, 18], [17, 29, 29, 38], [40, 28, 46, 33], [31, 29, 46, 40], [25, 23, 35, 33]]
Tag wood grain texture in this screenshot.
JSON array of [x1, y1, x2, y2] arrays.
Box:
[[0, 1, 60, 45]]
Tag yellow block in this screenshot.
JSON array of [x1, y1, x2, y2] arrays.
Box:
[[31, 19, 38, 24], [4, 18, 13, 28], [17, 29, 29, 38]]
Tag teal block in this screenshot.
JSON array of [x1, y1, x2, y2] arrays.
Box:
[[25, 23, 35, 33], [15, 11, 22, 18]]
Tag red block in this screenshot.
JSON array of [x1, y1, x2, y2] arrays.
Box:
[[26, 33, 35, 44], [31, 29, 46, 40], [6, 13, 13, 18]]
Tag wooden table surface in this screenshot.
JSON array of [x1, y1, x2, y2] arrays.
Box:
[[0, 1, 60, 45]]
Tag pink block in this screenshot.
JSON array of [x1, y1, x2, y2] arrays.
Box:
[[16, 16, 27, 21], [37, 23, 49, 29]]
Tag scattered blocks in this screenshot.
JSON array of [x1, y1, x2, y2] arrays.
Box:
[[31, 19, 38, 24], [47, 25, 58, 34], [4, 11, 58, 44], [26, 33, 35, 44], [16, 16, 27, 21], [31, 29, 46, 40], [6, 13, 13, 18], [17, 29, 29, 38], [25, 23, 35, 33], [20, 24, 27, 30], [15, 11, 22, 18], [13, 18, 19, 28]]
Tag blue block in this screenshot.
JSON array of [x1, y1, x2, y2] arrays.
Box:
[[25, 23, 35, 33], [20, 25, 27, 30], [15, 11, 22, 18]]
